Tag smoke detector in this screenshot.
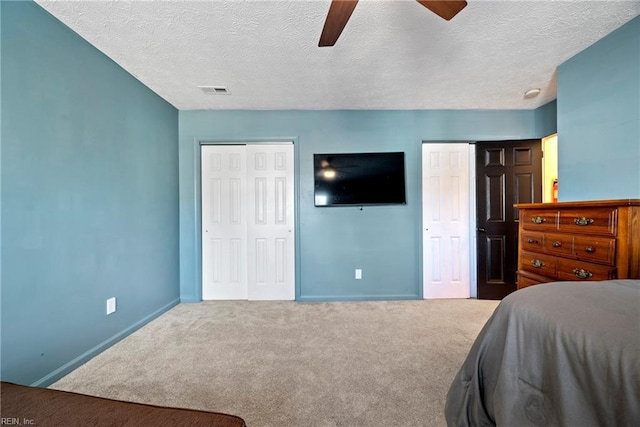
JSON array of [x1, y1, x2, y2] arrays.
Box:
[[523, 88, 541, 99]]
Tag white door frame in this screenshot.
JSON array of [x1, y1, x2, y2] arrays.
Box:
[[421, 141, 477, 298], [469, 144, 477, 298], [193, 139, 299, 302]]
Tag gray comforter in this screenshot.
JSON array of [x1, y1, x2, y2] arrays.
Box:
[[445, 280, 640, 426]]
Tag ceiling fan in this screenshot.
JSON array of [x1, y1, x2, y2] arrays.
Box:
[[319, 0, 468, 47]]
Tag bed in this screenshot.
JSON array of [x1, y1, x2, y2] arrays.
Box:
[[0, 381, 246, 426], [445, 279, 640, 426]]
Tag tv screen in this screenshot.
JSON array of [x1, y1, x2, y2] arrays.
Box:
[[314, 152, 406, 207]]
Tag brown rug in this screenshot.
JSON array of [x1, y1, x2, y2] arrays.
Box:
[[1, 381, 246, 427]]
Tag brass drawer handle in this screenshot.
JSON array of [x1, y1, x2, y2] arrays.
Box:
[[531, 259, 546, 268], [584, 246, 594, 253], [574, 217, 594, 226], [531, 216, 546, 224], [527, 238, 539, 244], [573, 268, 593, 279], [552, 241, 562, 248]]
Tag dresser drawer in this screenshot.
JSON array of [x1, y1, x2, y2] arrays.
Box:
[[521, 209, 558, 231], [573, 236, 616, 266], [556, 258, 616, 281], [517, 270, 551, 289], [521, 231, 544, 252], [517, 275, 543, 289], [543, 233, 573, 257], [520, 251, 557, 278], [558, 208, 617, 236]]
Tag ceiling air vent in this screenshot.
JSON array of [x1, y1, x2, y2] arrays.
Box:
[[198, 85, 231, 95]]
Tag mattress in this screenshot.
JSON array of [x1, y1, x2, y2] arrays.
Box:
[[445, 279, 640, 426]]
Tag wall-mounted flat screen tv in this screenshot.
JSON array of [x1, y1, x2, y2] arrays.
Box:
[[313, 152, 406, 207]]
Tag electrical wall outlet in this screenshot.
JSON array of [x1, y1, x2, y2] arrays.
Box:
[[355, 269, 362, 280], [106, 297, 116, 315]]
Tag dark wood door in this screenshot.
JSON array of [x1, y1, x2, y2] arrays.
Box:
[[476, 140, 542, 300]]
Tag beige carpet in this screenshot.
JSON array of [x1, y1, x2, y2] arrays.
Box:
[[52, 299, 499, 427]]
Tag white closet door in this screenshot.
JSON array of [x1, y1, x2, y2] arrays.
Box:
[[201, 143, 295, 301], [246, 144, 295, 300], [422, 143, 471, 299], [202, 145, 248, 300]]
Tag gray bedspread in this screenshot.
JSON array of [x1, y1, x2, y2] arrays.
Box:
[[445, 280, 640, 427]]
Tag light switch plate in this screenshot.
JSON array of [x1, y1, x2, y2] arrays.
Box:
[[355, 269, 362, 280]]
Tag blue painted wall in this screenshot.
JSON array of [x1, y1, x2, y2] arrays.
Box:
[[1, 2, 180, 385], [557, 16, 640, 201], [535, 100, 558, 138], [179, 109, 553, 302]]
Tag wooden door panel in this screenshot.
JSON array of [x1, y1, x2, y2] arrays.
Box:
[[485, 148, 505, 167], [514, 147, 534, 166], [485, 235, 506, 283], [485, 173, 506, 222], [476, 140, 542, 300], [514, 172, 535, 219]]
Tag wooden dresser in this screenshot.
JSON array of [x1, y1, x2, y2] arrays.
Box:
[[515, 199, 640, 289]]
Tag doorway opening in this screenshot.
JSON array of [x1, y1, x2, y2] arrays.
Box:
[[542, 134, 559, 203]]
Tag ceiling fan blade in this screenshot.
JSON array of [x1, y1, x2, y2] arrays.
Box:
[[416, 0, 467, 21], [319, 0, 359, 47]]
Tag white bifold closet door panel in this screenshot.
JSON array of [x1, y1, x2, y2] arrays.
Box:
[[422, 143, 471, 299], [246, 145, 295, 300], [201, 144, 294, 301], [202, 145, 248, 300]]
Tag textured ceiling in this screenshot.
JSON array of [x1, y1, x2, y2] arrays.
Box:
[[36, 0, 640, 110]]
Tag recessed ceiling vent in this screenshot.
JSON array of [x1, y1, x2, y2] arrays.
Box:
[[198, 85, 231, 95]]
